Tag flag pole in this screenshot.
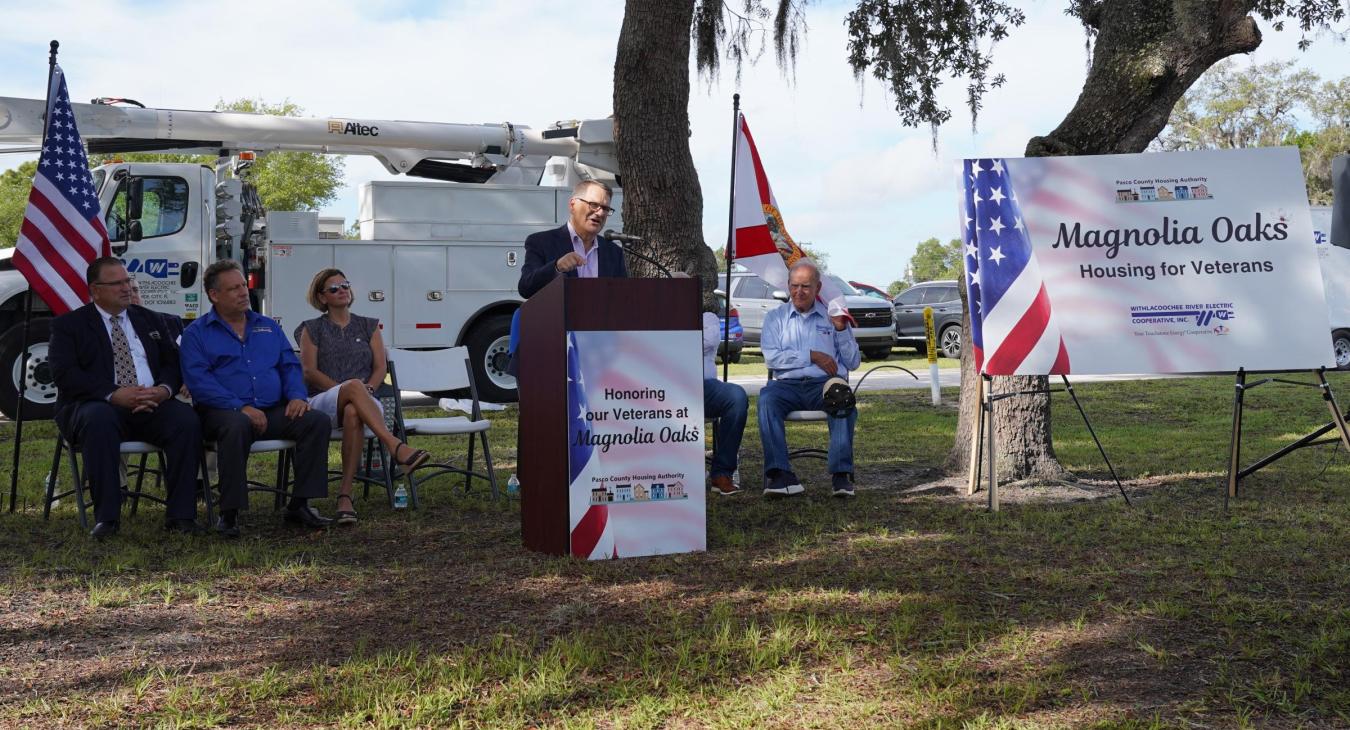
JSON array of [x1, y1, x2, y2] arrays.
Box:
[[9, 40, 59, 513], [721, 93, 740, 383]]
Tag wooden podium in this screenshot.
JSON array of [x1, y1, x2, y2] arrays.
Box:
[[517, 275, 700, 556]]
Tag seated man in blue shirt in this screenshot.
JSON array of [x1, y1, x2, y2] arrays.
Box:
[[758, 260, 861, 498], [180, 260, 333, 536]]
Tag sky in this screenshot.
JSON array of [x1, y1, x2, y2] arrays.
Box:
[[1, 0, 1346, 287]]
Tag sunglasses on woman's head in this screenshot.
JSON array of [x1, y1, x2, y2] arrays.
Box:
[[324, 282, 352, 294]]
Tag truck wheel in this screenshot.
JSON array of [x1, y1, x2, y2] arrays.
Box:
[[0, 317, 58, 421], [939, 325, 962, 360], [912, 341, 928, 356], [465, 313, 517, 403], [1334, 329, 1350, 370]]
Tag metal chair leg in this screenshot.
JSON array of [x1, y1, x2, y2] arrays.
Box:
[[479, 430, 499, 501], [44, 439, 63, 520]]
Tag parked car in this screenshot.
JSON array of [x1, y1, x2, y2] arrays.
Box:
[[849, 281, 893, 303], [727, 271, 896, 359], [714, 290, 744, 364], [893, 280, 963, 359]]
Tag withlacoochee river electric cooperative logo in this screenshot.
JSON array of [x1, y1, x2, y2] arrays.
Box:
[[1129, 303, 1236, 336]]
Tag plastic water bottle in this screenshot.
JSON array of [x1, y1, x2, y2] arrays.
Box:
[[45, 471, 58, 508], [732, 467, 740, 488], [393, 485, 408, 509], [506, 473, 520, 497]]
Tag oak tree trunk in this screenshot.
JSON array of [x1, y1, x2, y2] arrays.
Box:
[[613, 0, 720, 291], [947, 0, 1263, 481]]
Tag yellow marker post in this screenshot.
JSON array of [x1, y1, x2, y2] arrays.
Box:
[[924, 306, 939, 405]]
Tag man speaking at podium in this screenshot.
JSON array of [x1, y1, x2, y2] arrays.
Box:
[[518, 180, 628, 298]]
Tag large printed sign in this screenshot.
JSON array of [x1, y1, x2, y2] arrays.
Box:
[[958, 147, 1333, 375], [566, 330, 705, 560]]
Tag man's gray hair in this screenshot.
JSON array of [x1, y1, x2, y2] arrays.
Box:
[[789, 259, 821, 284], [572, 179, 612, 199]]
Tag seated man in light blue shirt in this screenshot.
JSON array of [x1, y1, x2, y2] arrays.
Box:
[[758, 260, 861, 497]]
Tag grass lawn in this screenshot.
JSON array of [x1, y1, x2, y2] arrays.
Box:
[[2, 374, 1349, 728]]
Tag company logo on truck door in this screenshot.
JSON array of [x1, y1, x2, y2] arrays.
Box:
[[124, 258, 180, 279], [328, 120, 379, 137]]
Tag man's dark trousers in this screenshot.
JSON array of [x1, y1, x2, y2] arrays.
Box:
[[198, 406, 332, 511], [56, 399, 202, 524]]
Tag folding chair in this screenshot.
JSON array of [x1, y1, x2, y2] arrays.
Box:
[[203, 439, 297, 511], [46, 437, 214, 529], [386, 347, 499, 505], [764, 371, 830, 462]]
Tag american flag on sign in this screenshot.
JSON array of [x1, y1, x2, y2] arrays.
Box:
[[12, 64, 110, 316], [959, 158, 1069, 375], [566, 333, 615, 559]]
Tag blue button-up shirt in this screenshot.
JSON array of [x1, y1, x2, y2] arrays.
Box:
[[180, 308, 307, 410], [762, 299, 861, 380]]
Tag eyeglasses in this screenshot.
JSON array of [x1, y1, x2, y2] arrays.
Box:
[[93, 278, 132, 288], [324, 282, 352, 294], [574, 198, 615, 216]]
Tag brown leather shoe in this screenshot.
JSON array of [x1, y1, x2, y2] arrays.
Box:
[[710, 475, 741, 496]]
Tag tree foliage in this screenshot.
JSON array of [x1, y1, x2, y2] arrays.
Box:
[[0, 160, 38, 249], [906, 237, 963, 283], [1156, 60, 1347, 203]]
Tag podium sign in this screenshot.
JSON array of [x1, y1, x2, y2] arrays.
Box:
[[565, 330, 705, 559], [517, 276, 704, 557]]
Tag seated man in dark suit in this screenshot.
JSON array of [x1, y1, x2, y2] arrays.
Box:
[[517, 179, 628, 299], [50, 257, 204, 539]]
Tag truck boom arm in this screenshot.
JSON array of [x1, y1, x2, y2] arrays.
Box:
[[0, 95, 616, 178]]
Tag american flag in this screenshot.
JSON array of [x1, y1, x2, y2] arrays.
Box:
[[12, 64, 110, 316], [566, 333, 614, 559], [959, 158, 1069, 375]]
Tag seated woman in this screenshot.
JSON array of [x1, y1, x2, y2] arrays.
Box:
[[295, 268, 432, 524]]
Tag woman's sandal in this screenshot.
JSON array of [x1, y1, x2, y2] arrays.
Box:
[[336, 494, 358, 525], [394, 441, 432, 471]]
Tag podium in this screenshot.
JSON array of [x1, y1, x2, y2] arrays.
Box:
[[518, 275, 703, 557]]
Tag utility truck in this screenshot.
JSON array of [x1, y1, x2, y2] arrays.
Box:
[[0, 94, 624, 418]]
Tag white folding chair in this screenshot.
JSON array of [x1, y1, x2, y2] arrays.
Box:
[[47, 438, 214, 529], [203, 439, 297, 511], [387, 347, 499, 504]]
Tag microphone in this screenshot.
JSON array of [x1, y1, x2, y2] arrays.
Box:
[[606, 232, 672, 278], [603, 229, 644, 244]]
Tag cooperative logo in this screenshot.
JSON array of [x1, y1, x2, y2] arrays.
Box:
[[124, 258, 180, 279], [328, 120, 379, 137], [1129, 303, 1235, 328]]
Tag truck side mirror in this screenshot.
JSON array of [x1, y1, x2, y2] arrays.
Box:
[[179, 261, 199, 289], [771, 289, 788, 302], [127, 219, 143, 243], [127, 178, 144, 221]]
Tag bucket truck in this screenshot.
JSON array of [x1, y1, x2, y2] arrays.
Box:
[[0, 95, 622, 417]]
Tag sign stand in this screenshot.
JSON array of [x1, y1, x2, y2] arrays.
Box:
[[972, 374, 1130, 512], [1223, 367, 1350, 508]]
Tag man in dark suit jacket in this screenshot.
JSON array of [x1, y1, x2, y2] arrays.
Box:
[[50, 257, 204, 539], [517, 179, 628, 299]]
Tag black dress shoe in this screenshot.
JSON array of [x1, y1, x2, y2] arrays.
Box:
[[213, 516, 241, 539], [164, 518, 206, 535], [284, 505, 333, 529], [90, 521, 119, 539]]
